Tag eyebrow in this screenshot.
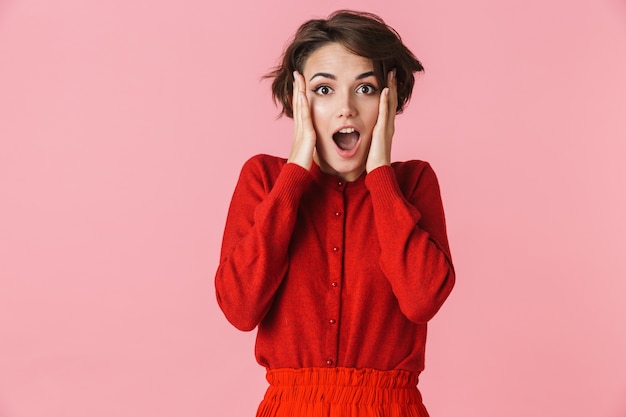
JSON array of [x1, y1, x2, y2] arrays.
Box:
[[309, 71, 376, 82]]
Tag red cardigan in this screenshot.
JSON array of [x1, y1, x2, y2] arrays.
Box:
[[215, 154, 454, 373]]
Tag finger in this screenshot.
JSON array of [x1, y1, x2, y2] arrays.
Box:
[[377, 87, 389, 127], [386, 71, 397, 136], [294, 70, 306, 97], [292, 71, 300, 122], [297, 72, 307, 127], [387, 70, 398, 114], [295, 72, 309, 127], [299, 89, 312, 127]]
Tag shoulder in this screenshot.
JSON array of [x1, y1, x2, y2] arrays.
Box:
[[391, 160, 437, 180], [242, 154, 287, 172], [239, 154, 287, 182], [390, 160, 441, 195]]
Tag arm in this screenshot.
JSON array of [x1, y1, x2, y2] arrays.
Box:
[[215, 155, 312, 331], [366, 70, 454, 323], [216, 72, 317, 331], [365, 162, 455, 324]]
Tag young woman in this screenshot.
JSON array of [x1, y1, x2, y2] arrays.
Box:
[[215, 10, 455, 417]]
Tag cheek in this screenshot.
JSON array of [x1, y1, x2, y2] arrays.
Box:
[[308, 98, 331, 132], [361, 100, 381, 130], [369, 97, 381, 117]]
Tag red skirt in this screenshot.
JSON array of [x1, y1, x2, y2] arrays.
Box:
[[256, 367, 430, 417]]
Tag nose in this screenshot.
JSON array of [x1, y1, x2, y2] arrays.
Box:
[[337, 91, 357, 119]]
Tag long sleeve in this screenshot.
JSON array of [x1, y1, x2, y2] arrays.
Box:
[[364, 162, 455, 324], [215, 155, 313, 331]]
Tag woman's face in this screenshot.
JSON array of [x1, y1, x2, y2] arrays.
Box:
[[302, 43, 381, 182]]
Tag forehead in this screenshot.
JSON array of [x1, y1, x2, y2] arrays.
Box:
[[303, 43, 374, 76]]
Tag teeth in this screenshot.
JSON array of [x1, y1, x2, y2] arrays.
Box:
[[338, 128, 355, 134]]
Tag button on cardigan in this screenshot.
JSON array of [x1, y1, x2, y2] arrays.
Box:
[[215, 154, 454, 373]]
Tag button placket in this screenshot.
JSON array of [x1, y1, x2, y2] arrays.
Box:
[[324, 183, 345, 369]]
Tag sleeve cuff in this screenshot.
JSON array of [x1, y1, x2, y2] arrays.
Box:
[[365, 165, 405, 208], [271, 162, 314, 205]]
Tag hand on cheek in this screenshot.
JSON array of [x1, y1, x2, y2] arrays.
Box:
[[287, 71, 317, 171], [366, 70, 397, 173]]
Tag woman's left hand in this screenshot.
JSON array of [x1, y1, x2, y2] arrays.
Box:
[[366, 70, 397, 173]]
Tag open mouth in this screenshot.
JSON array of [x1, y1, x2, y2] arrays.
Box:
[[332, 127, 361, 151]]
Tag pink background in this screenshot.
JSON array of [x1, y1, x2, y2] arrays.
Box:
[[1, 0, 625, 416]]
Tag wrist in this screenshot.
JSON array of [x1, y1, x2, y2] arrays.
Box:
[[287, 154, 313, 171], [366, 159, 390, 173]]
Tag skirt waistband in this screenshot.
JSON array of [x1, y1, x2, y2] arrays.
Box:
[[266, 367, 420, 389], [258, 367, 428, 416]]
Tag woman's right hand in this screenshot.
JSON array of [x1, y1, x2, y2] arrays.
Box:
[[287, 71, 316, 170]]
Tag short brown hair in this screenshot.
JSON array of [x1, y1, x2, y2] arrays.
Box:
[[265, 10, 424, 118]]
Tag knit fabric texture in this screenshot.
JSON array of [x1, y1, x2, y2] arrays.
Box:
[[215, 154, 455, 373]]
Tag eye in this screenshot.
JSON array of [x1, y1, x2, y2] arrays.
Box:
[[357, 84, 378, 95], [313, 85, 333, 95]]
